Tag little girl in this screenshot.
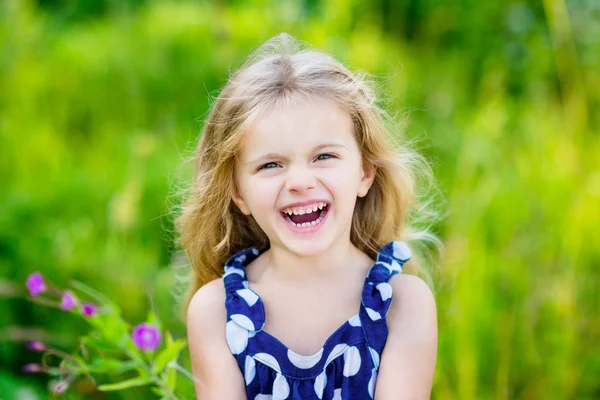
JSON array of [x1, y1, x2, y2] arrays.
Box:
[[179, 33, 442, 399]]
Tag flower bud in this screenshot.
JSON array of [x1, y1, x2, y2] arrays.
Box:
[[23, 363, 44, 373], [49, 379, 69, 394], [61, 291, 76, 311], [81, 303, 97, 317], [26, 340, 47, 352]]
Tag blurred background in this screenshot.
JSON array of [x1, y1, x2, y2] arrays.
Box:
[[1, 0, 598, 398]]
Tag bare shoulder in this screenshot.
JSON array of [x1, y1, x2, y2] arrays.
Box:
[[187, 278, 227, 322], [374, 274, 437, 399], [387, 274, 437, 329], [187, 278, 246, 400]]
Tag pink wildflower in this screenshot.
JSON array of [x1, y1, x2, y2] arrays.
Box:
[[60, 291, 76, 311], [131, 323, 162, 351], [81, 303, 97, 317], [25, 272, 46, 296]]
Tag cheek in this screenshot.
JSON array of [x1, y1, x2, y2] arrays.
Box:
[[324, 169, 359, 192], [243, 178, 279, 208]]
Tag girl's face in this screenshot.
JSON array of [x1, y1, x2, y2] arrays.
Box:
[[232, 96, 375, 257]]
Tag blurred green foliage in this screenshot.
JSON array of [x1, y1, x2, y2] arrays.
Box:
[[1, 0, 598, 399]]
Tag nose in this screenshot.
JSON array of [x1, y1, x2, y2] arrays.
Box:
[[285, 165, 317, 193]]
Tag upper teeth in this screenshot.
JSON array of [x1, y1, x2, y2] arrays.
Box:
[[282, 202, 327, 215]]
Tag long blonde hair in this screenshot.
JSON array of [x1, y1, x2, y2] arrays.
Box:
[[172, 33, 445, 320]]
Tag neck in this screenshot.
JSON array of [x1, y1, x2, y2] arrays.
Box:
[[262, 237, 365, 286]]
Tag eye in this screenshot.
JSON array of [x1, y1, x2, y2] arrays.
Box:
[[316, 153, 336, 161], [258, 162, 279, 171], [257, 154, 337, 171]]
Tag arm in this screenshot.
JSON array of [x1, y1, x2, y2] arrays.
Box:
[[374, 274, 438, 400], [186, 278, 247, 400]]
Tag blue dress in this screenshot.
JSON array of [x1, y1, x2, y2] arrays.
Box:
[[222, 240, 412, 400]]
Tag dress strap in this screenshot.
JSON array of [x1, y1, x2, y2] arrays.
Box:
[[360, 240, 412, 354], [223, 247, 266, 335]]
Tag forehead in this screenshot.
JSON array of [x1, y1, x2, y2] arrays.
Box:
[[239, 97, 355, 160]]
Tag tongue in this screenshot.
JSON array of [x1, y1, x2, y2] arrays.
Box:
[[289, 210, 320, 224]]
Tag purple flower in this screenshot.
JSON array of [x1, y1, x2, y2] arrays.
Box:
[[61, 291, 76, 311], [23, 363, 43, 373], [50, 380, 69, 394], [26, 341, 47, 352], [81, 303, 97, 317], [26, 272, 46, 297], [131, 323, 161, 351]]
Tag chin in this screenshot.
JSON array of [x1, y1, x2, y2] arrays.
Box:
[[276, 231, 339, 258]]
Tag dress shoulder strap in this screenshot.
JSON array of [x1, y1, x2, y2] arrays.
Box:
[[359, 240, 412, 354], [222, 247, 266, 356]]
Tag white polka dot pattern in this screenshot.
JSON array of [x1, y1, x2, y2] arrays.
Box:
[[272, 373, 289, 400], [245, 355, 256, 385], [392, 240, 412, 261], [225, 319, 248, 355], [365, 307, 382, 321], [348, 313, 361, 327], [287, 347, 323, 369], [254, 352, 282, 373], [223, 267, 245, 278], [325, 343, 349, 365], [342, 346, 361, 377], [390, 259, 403, 273], [376, 282, 393, 301], [314, 370, 327, 398], [237, 288, 260, 306], [368, 347, 380, 369], [368, 368, 377, 398], [333, 388, 342, 399], [231, 314, 255, 331]]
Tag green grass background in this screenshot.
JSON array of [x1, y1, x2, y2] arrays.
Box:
[[1, 0, 598, 398]]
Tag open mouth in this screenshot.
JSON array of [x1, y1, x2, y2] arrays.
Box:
[[280, 204, 330, 228]]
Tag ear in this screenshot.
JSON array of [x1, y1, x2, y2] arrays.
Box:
[[231, 181, 252, 216], [357, 160, 377, 198]]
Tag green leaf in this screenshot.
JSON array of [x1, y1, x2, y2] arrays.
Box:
[[165, 330, 174, 347], [88, 358, 138, 374], [100, 314, 129, 342], [166, 362, 177, 390], [81, 336, 122, 352], [97, 376, 152, 391], [135, 366, 150, 379], [147, 309, 162, 331], [164, 330, 178, 390], [165, 330, 173, 345], [124, 341, 147, 369], [152, 338, 187, 375], [151, 387, 167, 397]]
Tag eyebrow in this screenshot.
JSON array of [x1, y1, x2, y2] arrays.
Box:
[[246, 143, 347, 166]]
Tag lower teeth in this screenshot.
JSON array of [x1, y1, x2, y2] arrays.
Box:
[[284, 209, 326, 228]]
